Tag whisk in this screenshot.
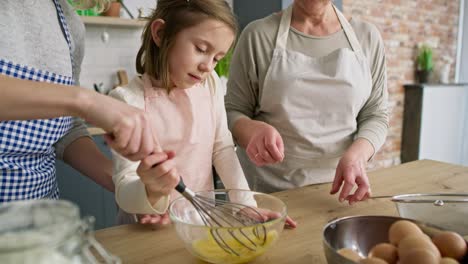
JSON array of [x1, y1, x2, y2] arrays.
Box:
[[175, 178, 268, 256]]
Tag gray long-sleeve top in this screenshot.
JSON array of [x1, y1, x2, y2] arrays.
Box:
[[225, 13, 389, 154]]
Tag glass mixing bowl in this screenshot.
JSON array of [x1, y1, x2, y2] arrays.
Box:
[[168, 189, 287, 264]]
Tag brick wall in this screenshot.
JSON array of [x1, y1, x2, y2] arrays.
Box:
[[342, 0, 461, 170]]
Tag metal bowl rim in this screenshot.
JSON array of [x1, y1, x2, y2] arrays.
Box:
[[322, 215, 445, 251]]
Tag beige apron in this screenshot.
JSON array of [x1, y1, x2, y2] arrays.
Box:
[[237, 5, 373, 193]]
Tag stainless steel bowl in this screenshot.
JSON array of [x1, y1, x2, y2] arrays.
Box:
[[322, 215, 468, 264], [392, 193, 468, 235]]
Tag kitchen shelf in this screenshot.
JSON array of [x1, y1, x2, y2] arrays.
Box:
[[81, 16, 146, 28]]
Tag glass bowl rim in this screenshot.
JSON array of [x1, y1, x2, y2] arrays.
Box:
[[168, 188, 288, 229]]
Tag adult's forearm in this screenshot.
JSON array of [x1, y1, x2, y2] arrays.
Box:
[[0, 74, 90, 121], [231, 117, 262, 148], [346, 138, 375, 162], [63, 137, 115, 192]]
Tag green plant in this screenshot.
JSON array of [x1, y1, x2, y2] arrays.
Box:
[[215, 49, 233, 78], [417, 44, 433, 71]]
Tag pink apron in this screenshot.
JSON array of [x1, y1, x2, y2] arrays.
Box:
[[143, 74, 217, 200]]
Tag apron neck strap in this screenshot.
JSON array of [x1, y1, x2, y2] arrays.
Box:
[[52, 0, 75, 80], [332, 5, 363, 56], [275, 4, 364, 57], [276, 5, 293, 50]]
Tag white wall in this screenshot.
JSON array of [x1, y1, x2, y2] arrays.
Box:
[[79, 26, 143, 94], [419, 85, 468, 166]]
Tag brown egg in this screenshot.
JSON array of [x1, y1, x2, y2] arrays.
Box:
[[399, 248, 439, 264], [432, 231, 467, 260], [337, 248, 362, 262], [440, 257, 460, 264], [358, 257, 389, 264], [368, 243, 398, 264], [389, 220, 423, 245], [398, 234, 441, 259]]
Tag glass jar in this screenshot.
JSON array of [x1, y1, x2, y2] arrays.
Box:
[[0, 200, 120, 264]]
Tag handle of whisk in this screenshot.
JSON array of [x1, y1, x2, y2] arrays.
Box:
[[175, 177, 196, 200], [175, 178, 186, 193]]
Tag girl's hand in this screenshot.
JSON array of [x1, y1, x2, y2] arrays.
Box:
[[137, 213, 171, 229], [237, 207, 297, 229], [246, 122, 284, 166], [136, 151, 179, 205]]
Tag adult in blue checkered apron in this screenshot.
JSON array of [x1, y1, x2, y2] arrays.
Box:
[[0, 0, 75, 202]]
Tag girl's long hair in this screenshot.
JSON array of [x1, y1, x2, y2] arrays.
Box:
[[136, 0, 237, 90]]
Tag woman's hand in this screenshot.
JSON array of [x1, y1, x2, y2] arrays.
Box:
[[136, 151, 179, 205], [82, 92, 156, 161], [330, 139, 374, 205], [245, 121, 284, 166]]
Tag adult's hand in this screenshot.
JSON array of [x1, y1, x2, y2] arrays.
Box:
[[82, 92, 155, 161], [244, 121, 284, 166], [330, 139, 374, 205]]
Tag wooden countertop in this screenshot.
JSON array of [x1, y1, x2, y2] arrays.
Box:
[[94, 160, 468, 263]]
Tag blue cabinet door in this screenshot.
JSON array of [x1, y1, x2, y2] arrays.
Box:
[[56, 135, 117, 230]]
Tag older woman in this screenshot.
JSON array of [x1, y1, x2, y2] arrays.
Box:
[[226, 0, 388, 204]]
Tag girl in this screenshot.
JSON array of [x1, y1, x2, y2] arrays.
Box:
[[110, 0, 253, 224]]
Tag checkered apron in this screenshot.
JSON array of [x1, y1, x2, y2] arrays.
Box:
[[0, 0, 75, 202]]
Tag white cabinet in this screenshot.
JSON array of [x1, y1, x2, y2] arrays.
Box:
[[401, 84, 468, 166]]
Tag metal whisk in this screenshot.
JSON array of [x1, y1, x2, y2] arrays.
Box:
[[175, 178, 268, 256]]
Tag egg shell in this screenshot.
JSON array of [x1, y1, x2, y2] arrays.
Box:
[[388, 220, 423, 245], [398, 234, 441, 259], [440, 257, 460, 264], [368, 243, 398, 264], [432, 231, 467, 260], [358, 257, 389, 264], [399, 248, 439, 264]]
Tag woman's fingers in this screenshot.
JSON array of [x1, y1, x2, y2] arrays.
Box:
[[330, 169, 343, 195], [348, 171, 370, 204], [264, 135, 283, 162]]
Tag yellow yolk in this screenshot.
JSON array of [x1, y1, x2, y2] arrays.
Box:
[[191, 229, 278, 264]]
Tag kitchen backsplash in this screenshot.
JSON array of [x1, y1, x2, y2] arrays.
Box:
[[79, 25, 143, 94]]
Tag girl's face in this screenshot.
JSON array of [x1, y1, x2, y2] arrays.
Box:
[[167, 19, 234, 89]]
